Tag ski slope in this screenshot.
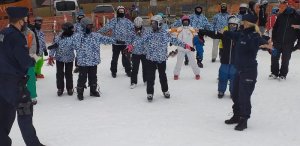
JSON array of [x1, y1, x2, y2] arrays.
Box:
[[10, 38, 300, 146]]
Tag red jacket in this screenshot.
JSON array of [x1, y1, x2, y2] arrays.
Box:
[[266, 15, 277, 31]]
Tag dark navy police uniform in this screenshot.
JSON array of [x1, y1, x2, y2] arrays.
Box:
[[0, 7, 35, 146]]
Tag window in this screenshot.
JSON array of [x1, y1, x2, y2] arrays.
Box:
[[0, 0, 21, 4], [55, 1, 76, 11], [94, 6, 114, 13]]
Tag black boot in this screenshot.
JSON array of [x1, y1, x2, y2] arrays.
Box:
[[57, 89, 64, 96], [67, 89, 73, 96], [73, 67, 79, 73], [147, 94, 153, 102], [197, 58, 203, 68], [111, 72, 117, 78], [225, 115, 240, 124], [77, 87, 84, 101], [90, 84, 100, 97], [234, 117, 248, 131], [218, 91, 224, 99]]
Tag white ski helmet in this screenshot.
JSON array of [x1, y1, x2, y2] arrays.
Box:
[[151, 15, 163, 28], [134, 17, 143, 28], [117, 6, 125, 12], [228, 15, 240, 27], [240, 3, 249, 8], [261, 0, 269, 5]]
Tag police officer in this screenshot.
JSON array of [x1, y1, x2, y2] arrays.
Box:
[[220, 13, 272, 131], [0, 7, 35, 146]]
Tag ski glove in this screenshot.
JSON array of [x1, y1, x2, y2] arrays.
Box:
[[48, 57, 55, 66], [125, 45, 134, 53], [185, 44, 195, 52], [116, 40, 126, 45], [44, 50, 48, 56], [48, 43, 59, 50]]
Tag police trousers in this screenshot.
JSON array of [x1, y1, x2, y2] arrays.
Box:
[[232, 67, 257, 119], [146, 60, 168, 94], [0, 98, 16, 146], [131, 54, 147, 84], [110, 44, 131, 74], [56, 61, 73, 90], [17, 106, 42, 146]]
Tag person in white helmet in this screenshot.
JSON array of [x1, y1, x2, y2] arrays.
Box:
[[199, 15, 240, 99], [237, 3, 249, 20], [170, 15, 200, 80], [126, 15, 195, 102], [129, 17, 148, 89], [258, 0, 269, 34]]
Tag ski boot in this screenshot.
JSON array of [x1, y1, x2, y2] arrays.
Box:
[[147, 94, 153, 102], [90, 84, 100, 97], [67, 89, 73, 96], [163, 91, 170, 99], [130, 83, 137, 89], [218, 91, 224, 99], [195, 75, 200, 80], [225, 115, 240, 124], [174, 75, 179, 80], [197, 58, 203, 68], [234, 117, 248, 131], [57, 89, 64, 96], [112, 72, 117, 78], [77, 87, 84, 101]]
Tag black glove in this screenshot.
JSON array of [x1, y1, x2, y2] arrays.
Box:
[[48, 43, 59, 50], [198, 29, 207, 36], [190, 47, 196, 52], [116, 40, 126, 45], [44, 50, 48, 56]]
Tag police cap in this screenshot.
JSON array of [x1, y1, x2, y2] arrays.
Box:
[[6, 7, 29, 19]]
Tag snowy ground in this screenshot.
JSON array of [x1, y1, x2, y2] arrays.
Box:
[[10, 38, 300, 146]]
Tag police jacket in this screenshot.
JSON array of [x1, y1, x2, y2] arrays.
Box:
[[223, 27, 268, 70], [0, 25, 35, 78], [272, 9, 300, 49]]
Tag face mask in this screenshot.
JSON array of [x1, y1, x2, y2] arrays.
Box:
[[195, 11, 202, 15], [239, 10, 246, 15], [63, 29, 74, 37], [221, 8, 227, 13], [229, 25, 238, 31], [21, 22, 28, 32], [117, 11, 125, 18], [182, 20, 189, 26], [151, 21, 159, 32], [85, 28, 92, 34], [35, 23, 41, 30]]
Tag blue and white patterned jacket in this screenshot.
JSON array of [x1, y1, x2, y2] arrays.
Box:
[[49, 34, 76, 63], [131, 28, 148, 55], [171, 14, 213, 30], [73, 32, 115, 66], [134, 29, 186, 62], [97, 17, 135, 45], [35, 29, 47, 56], [74, 22, 83, 33], [212, 12, 230, 31]]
